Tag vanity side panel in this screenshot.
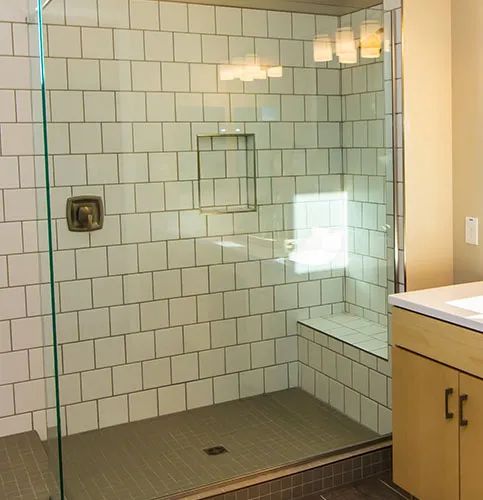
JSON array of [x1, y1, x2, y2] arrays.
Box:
[[403, 0, 454, 291]]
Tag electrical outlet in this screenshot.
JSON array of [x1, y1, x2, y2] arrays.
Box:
[[465, 217, 479, 245]]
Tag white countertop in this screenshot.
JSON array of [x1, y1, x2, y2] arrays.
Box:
[[389, 282, 483, 333]]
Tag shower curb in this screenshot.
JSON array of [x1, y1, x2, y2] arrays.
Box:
[[168, 437, 392, 500]]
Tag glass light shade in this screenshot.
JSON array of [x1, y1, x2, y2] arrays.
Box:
[[267, 66, 283, 78], [338, 50, 358, 64], [335, 27, 356, 56], [313, 35, 333, 62], [360, 20, 382, 58]]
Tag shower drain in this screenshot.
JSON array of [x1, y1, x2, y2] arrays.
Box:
[[203, 445, 228, 456]]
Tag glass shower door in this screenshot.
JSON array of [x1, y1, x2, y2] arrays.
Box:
[[35, 0, 400, 498], [25, 0, 66, 498]]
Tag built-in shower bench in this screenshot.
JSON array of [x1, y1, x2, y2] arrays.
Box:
[[298, 312, 388, 359]]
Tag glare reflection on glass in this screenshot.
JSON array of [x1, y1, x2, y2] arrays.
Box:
[[219, 56, 283, 82], [360, 20, 383, 59], [336, 27, 358, 64], [289, 192, 348, 274], [312, 21, 383, 65], [313, 35, 333, 62]]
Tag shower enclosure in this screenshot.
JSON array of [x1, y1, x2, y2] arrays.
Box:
[[29, 0, 403, 497]]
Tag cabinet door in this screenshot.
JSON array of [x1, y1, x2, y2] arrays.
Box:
[[392, 347, 459, 500], [460, 373, 483, 500]]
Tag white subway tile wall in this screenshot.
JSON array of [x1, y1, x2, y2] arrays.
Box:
[[0, 0, 402, 438]]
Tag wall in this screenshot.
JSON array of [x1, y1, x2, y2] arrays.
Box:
[[0, 0, 401, 441], [452, 0, 483, 283], [0, 0, 50, 438], [403, 0, 454, 291], [0, 0, 350, 438]]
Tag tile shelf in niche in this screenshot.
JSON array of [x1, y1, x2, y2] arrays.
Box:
[[196, 133, 257, 215]]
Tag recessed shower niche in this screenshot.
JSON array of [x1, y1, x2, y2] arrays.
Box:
[[197, 133, 257, 214]]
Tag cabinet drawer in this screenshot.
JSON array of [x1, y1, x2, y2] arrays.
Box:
[[392, 307, 483, 379]]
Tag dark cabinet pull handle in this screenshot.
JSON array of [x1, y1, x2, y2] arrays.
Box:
[[459, 394, 468, 427], [445, 388, 454, 419]]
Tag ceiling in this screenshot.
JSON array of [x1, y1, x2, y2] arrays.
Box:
[[163, 0, 382, 16]]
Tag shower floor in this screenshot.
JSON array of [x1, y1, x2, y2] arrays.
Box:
[[300, 313, 388, 359], [60, 389, 378, 500], [0, 431, 52, 500]]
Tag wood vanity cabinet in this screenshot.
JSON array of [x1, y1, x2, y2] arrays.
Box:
[[392, 307, 483, 500]]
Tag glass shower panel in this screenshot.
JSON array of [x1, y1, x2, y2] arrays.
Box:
[[20, 1, 65, 498], [37, 0, 397, 498], [341, 6, 392, 358], [297, 5, 393, 359]]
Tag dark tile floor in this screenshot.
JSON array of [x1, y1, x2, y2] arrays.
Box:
[[209, 448, 393, 500], [60, 389, 378, 500], [0, 431, 52, 500], [318, 473, 411, 499], [0, 390, 382, 500]]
